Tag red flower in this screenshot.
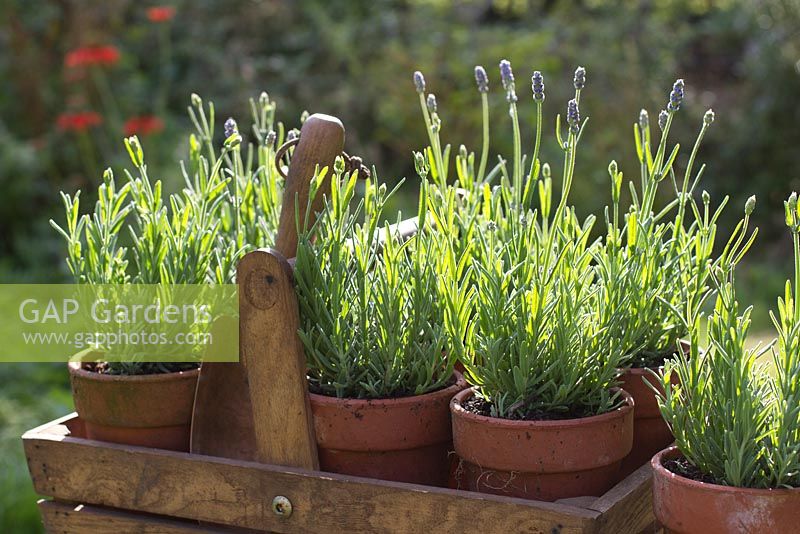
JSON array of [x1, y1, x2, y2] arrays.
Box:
[[57, 112, 103, 132], [123, 115, 165, 137], [147, 6, 176, 23], [65, 46, 121, 68]]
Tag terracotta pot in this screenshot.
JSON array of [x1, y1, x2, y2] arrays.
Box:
[[309, 374, 467, 486], [451, 388, 634, 501], [68, 362, 199, 451], [653, 446, 800, 533], [619, 341, 688, 476]]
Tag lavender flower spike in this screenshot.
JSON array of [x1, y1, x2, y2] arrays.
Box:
[[499, 59, 517, 103], [413, 71, 426, 94], [224, 118, 238, 138], [574, 66, 586, 90], [658, 110, 669, 131], [474, 66, 489, 93], [531, 71, 545, 102], [426, 93, 437, 114], [499, 59, 514, 87], [668, 78, 685, 111], [567, 98, 580, 135]]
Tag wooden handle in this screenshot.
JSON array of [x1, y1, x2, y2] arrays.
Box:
[[239, 249, 318, 469], [236, 114, 346, 469], [274, 113, 345, 257]]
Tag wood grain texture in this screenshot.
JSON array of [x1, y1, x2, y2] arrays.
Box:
[[190, 316, 256, 461], [274, 114, 345, 257], [191, 113, 343, 461], [589, 462, 655, 533], [25, 419, 598, 533], [38, 500, 236, 533], [239, 249, 318, 469]]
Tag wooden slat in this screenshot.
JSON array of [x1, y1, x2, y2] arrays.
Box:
[[38, 500, 237, 533], [25, 419, 597, 533], [589, 462, 655, 533], [239, 249, 318, 469]]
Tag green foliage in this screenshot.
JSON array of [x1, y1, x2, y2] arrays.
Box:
[[412, 63, 638, 419], [51, 93, 287, 286], [49, 94, 289, 374], [593, 103, 756, 367], [295, 164, 471, 399], [656, 196, 800, 489]]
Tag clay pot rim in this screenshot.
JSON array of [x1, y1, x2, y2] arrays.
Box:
[[309, 372, 466, 407], [652, 446, 800, 496], [451, 386, 634, 429], [68, 361, 200, 382]]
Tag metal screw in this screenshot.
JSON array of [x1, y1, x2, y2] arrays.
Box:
[[272, 495, 292, 518]]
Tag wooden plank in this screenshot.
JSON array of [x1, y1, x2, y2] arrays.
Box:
[[588, 462, 655, 533], [38, 499, 242, 533], [239, 249, 319, 469], [25, 421, 597, 533]]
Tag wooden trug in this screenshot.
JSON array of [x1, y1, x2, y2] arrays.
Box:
[[23, 113, 660, 533]]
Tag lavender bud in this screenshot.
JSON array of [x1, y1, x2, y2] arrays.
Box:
[[224, 117, 238, 139], [745, 195, 756, 215], [702, 190, 710, 204], [658, 110, 669, 131], [486, 220, 498, 232], [426, 93, 437, 114], [265, 130, 276, 147], [639, 109, 649, 131], [413, 71, 426, 94], [190, 93, 202, 107], [704, 109, 715, 126], [334, 156, 346, 176], [668, 78, 685, 112], [499, 59, 517, 103], [459, 144, 468, 160], [566, 98, 581, 135], [259, 92, 269, 107], [542, 162, 551, 179], [287, 129, 299, 141], [414, 151, 428, 178], [573, 66, 586, 90], [608, 160, 618, 176], [474, 66, 489, 93], [786, 192, 798, 229], [531, 71, 545, 102]]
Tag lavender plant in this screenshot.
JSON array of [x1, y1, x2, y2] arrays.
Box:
[[52, 92, 288, 285], [413, 63, 638, 419], [295, 162, 471, 399], [50, 93, 291, 373], [594, 81, 754, 368], [655, 195, 800, 489]]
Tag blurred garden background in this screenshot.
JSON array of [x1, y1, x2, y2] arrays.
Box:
[[1, 0, 799, 530]]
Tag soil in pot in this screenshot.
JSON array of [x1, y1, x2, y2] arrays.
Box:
[[309, 374, 466, 486], [450, 387, 634, 501], [68, 362, 199, 451], [652, 446, 800, 534], [619, 341, 687, 476]]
